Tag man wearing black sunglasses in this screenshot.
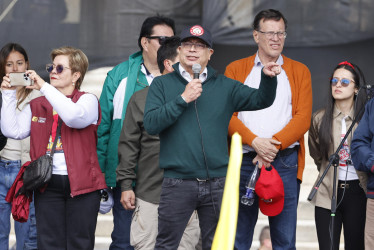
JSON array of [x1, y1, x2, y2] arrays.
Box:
[[97, 15, 175, 250]]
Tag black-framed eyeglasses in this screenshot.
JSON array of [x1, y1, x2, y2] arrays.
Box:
[[146, 36, 168, 45], [46, 64, 71, 74], [257, 30, 287, 39], [330, 77, 354, 87], [181, 42, 208, 51]]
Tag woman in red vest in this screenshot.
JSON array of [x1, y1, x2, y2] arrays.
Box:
[[1, 46, 107, 249]]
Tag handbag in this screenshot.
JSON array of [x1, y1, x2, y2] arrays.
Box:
[[22, 120, 62, 192]]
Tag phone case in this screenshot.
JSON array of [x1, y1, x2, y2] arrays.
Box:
[[9, 73, 33, 87]]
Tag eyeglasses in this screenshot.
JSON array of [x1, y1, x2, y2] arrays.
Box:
[[330, 77, 355, 87], [146, 36, 168, 45], [46, 64, 71, 74], [257, 30, 287, 39], [181, 42, 208, 51]]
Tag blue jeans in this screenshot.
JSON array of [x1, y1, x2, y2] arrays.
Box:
[[110, 185, 134, 250], [155, 177, 225, 250], [0, 159, 37, 250], [234, 151, 299, 250]]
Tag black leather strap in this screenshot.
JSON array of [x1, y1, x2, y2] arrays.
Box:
[[50, 119, 62, 157]]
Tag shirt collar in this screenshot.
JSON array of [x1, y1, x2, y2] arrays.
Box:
[[141, 63, 152, 76], [333, 104, 355, 120], [141, 63, 155, 85], [179, 64, 208, 82], [254, 52, 284, 67]]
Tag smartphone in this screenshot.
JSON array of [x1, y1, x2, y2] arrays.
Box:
[[9, 72, 33, 87]]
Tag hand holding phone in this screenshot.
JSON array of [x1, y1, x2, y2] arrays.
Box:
[[9, 72, 34, 87]]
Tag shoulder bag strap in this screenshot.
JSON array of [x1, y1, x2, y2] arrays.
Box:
[[50, 119, 62, 157]]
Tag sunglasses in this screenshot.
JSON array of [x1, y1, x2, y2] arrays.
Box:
[[330, 77, 354, 87], [146, 36, 168, 45], [46, 64, 71, 74]]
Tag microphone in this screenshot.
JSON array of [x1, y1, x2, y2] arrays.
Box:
[[192, 63, 201, 79], [363, 84, 374, 100], [363, 85, 374, 89]]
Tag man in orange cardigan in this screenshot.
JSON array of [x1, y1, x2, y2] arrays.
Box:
[[225, 9, 312, 250]]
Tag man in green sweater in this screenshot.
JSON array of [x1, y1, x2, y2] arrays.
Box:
[[116, 37, 200, 249], [143, 24, 280, 250]]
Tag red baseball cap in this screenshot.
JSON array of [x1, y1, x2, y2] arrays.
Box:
[[255, 166, 284, 216]]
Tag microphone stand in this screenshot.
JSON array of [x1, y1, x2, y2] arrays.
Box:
[[307, 87, 373, 250]]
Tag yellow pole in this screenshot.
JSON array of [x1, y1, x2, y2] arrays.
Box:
[[212, 133, 242, 250]]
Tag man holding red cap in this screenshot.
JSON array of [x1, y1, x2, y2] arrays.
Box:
[[225, 9, 312, 250], [144, 24, 280, 249]]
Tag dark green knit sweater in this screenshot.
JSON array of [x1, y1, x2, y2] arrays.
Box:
[[144, 63, 277, 179]]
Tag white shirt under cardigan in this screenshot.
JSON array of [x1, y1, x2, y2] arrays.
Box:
[[237, 53, 298, 153], [1, 83, 99, 175]]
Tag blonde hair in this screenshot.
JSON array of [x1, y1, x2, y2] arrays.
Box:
[[50, 46, 89, 89]]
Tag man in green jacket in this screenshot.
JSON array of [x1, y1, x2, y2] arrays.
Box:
[[97, 16, 175, 249], [144, 24, 280, 250]]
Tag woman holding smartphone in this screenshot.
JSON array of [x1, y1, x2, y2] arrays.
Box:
[[0, 43, 39, 249], [308, 61, 368, 250], [1, 46, 106, 249]]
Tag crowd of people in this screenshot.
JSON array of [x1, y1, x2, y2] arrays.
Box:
[[0, 8, 373, 250]]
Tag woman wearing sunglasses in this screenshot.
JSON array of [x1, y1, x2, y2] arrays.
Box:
[[0, 43, 40, 249], [1, 46, 106, 249], [308, 61, 368, 250]]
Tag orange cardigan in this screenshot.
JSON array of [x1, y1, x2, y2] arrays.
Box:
[[225, 54, 312, 182]]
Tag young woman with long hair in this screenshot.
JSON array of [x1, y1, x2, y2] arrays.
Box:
[[0, 43, 39, 249], [308, 61, 368, 250]]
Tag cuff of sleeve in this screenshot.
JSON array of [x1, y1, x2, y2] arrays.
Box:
[[2, 89, 17, 96], [248, 136, 257, 147], [120, 179, 134, 192], [177, 95, 188, 107], [272, 136, 282, 150], [39, 82, 50, 94], [181, 95, 187, 103], [261, 69, 273, 80]]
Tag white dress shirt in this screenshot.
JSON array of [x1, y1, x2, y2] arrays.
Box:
[[238, 53, 298, 153], [179, 64, 207, 82]]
